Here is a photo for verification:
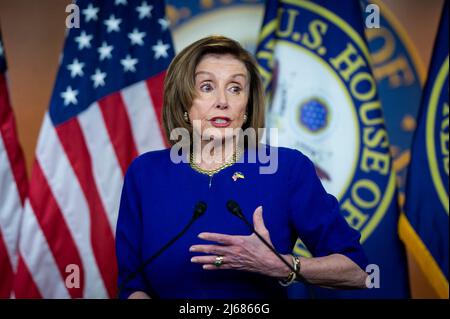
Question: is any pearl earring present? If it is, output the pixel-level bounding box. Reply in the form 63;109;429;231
183;111;189;123
243;114;248;123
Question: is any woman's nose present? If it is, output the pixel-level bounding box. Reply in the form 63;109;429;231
215;89;229;109
215;102;228;110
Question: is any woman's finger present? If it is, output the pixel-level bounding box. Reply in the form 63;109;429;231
189;244;229;255
191;255;235;270
198;232;242;245
190;255;220;264
202;264;233;270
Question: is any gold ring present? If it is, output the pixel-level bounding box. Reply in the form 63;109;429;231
214;256;224;267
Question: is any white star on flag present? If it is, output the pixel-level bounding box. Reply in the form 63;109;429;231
128;28;146;46
158;18;170;31
120;54;138;72
136;1;153;19
60;86;79;106
152;40;170;59
75;31;93;50
98;42;114;61
104;14;122;33
91;68;107;88
115;0;127;5
67;58;85;78
82;3;99;22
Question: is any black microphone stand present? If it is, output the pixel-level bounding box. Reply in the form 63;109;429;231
117;201;207;298
226;200;315;299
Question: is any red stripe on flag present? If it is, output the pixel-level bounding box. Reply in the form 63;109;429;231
98;93;138;174
56;118;117;298
0;74;28;203
145;71;169;147
13;254;42;298
29;160;84;298
0;233;14;298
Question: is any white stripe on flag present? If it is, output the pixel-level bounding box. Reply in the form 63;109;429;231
121;81;165;155
36;115;108;298
0;134;22;271
78;103;123;232
19;200;70;298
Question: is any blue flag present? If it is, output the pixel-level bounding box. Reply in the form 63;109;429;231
400;0;449;299
256;0;410;298
363;0;424;199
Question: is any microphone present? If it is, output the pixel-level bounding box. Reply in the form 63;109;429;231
226;200;308;284
117;201;207;298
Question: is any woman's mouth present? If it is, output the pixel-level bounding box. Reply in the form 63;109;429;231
210;117;231;127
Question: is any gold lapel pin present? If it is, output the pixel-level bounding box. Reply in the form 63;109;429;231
232;172;245;181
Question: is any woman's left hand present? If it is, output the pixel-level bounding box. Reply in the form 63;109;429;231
189;206;291;278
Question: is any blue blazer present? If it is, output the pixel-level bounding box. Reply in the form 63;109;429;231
116;145;368;299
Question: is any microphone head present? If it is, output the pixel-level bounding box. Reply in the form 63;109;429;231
226;200;244;219
194;201;207;218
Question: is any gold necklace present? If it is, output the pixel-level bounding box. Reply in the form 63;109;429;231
189;148;242;177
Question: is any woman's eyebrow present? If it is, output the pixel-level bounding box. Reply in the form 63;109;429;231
231;73;247;79
194;71;247;80
194;71;213;78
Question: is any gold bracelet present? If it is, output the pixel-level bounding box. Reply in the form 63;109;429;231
278;255;300;287
294;256;301;274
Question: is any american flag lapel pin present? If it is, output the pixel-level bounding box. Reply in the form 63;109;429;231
232;172;245;182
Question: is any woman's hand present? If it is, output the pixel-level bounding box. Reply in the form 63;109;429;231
189;206;291;279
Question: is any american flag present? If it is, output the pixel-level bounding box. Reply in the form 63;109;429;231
14;0;173;298
0;29;28;298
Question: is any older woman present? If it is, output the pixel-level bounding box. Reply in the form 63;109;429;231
116;36;368;299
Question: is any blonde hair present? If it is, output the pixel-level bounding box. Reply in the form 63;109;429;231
162;35;265;147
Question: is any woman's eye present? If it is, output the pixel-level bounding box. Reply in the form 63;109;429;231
200;83;213;92
229;86;242;94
